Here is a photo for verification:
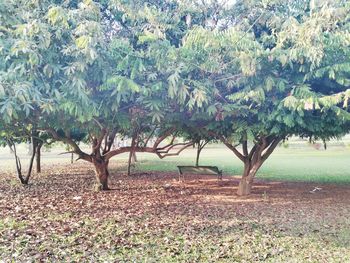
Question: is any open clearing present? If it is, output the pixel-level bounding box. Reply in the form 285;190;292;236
1;160;350;262
2;140;350;184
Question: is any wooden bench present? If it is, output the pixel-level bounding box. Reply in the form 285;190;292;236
177;166;223;181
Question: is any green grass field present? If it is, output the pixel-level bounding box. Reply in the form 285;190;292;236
129;143;350;184
1;139;350;184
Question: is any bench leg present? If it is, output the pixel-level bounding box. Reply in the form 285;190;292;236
218;172;223;181
178;172;184;182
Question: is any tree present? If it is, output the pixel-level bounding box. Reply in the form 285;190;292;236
179;123;213;166
1;0;349;194
177;0;350;195
0;121;40;185
1;0;198;190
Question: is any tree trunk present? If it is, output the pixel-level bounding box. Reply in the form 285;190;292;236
22;142;37;184
92;158;110;191
71;153;74;164
195;144;201;167
127;133;137;176
36;142;43;173
220;136;282;196
131;152;137;163
237;177;252;196
17;128;41;184
127;152;133;176
237;161;261;196
12;137;37;185
22;135;39;184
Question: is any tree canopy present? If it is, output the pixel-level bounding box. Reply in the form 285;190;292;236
1;0;349;194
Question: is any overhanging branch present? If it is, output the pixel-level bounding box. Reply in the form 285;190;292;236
262;137;282;162
103;131;192;161
41;127;92;162
219;135;245;162
155;142;193;159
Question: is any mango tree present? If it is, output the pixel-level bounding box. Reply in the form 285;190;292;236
0;0;199;189
178;0;350;195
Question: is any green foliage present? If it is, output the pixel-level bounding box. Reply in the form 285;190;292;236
0;0;349;179
176;0;350;148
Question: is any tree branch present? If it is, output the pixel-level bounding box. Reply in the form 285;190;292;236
152;127;177;149
93;117;104;130
157;142;191;153
92;128;107;154
42;128;92;162
247;144;257;161
155;143;194;159
156;135;176;151
103;133;193;161
242;140;248;156
200;140;209;150
262;137;282;162
143;126;157;147
103;129;117;154
219;135;245;162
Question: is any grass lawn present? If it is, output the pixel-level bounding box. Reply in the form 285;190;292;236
127;144;350;185
1;140;350;185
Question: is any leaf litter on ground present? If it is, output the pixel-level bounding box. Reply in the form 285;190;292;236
0;161;350;262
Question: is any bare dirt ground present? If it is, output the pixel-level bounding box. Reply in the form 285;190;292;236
1;162;350;262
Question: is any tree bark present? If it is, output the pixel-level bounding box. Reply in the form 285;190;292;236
9;136;38;185
195;144;201;167
22;140;37;184
217;136;282;196
195;140;208;167
127;133;137;176
92;158;110;191
237;161;261;196
131;152;137;163
237;178;252;196
36;142;43;173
